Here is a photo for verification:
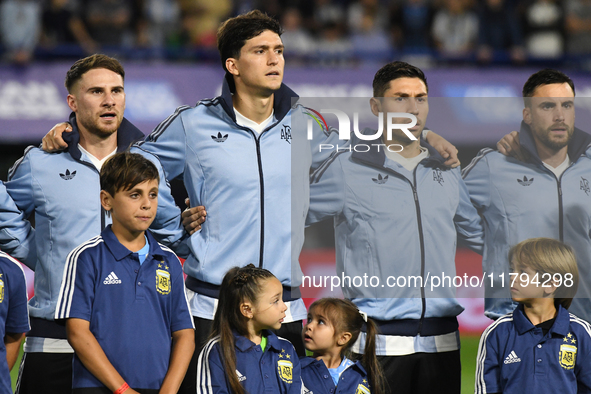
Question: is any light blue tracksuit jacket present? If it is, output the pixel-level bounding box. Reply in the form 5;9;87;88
135;76;339;297
463;121;591;320
307;131;483;329
5;113;184;321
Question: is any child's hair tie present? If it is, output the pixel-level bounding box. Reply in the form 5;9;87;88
234;272;249;285
359;310;368;322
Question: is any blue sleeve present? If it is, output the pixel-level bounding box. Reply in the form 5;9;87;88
0;181;35;266
462;149;493;213
54;245;96;321
307;155;346;226
302;106;346;171
167;252;194;333
4;148;38;270
287;345;302;394
454;169;484;254
197;341;230;394
136;106;189;182
130;146;189;257
2;255;29;334
575;323;591;393
475;323;502;394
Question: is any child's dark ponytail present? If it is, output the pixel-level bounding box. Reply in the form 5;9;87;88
308;298;385;394
210;264;275;394
362;317;385;394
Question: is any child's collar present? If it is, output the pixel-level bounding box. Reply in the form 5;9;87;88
513;303;570;336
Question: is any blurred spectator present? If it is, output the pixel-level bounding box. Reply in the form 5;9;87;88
40;0;97;55
312;0;346;34
477;0;525;63
566;0;591;56
281;8;315;58
432;0;478;56
391;0;435;52
351;13;392;62
179;0;231;47
0;0;41;65
315;21;352;66
523;0;564;59
136;0;181;48
254;0;281;18
347;0;388;33
82;0;133;46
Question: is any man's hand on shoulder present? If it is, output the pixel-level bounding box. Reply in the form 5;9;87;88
425;130;460;168
496;131;527;161
42;122;72;152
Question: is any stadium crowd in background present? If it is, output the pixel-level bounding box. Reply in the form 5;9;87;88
2;2;591;393
1;0;591;67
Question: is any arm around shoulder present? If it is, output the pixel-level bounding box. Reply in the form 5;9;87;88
307;154;346;226
455;172;484;254
135;106;190;181
462;149;494;211
131;147;189;256
424;129;460;168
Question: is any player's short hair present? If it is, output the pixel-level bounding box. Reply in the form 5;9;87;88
65;54;125;93
372;61;428;97
217;10;282;74
522;69;575;107
100;152;159;197
509;238;579;309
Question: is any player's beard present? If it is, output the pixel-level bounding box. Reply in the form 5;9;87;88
78;115;120;139
535;123;574;151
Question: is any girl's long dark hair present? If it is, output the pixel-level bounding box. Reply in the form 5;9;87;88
309;298;385;394
210;264;275;394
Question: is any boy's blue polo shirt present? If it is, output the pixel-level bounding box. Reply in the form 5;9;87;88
476;304;591;394
55;226;194;390
0;252;30;394
197;330;301;394
300;357;371;394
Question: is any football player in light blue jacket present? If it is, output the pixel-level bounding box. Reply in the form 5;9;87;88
6;54;186;394
463;69;591;322
307;61;484;394
41;12;462;394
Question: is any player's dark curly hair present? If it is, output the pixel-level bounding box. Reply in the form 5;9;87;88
65;54;125;93
210;264;276;394
217;10;283;74
522;69;575;106
372;61;428;97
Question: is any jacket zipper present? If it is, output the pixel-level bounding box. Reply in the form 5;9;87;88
411;169;427;335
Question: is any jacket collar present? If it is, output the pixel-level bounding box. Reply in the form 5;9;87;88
101;225;167;262
513;303;570;336
219;74;299;125
300;356;367;376
64;112;145;161
233;329;285;353
519;121;591;166
350;128;447;170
